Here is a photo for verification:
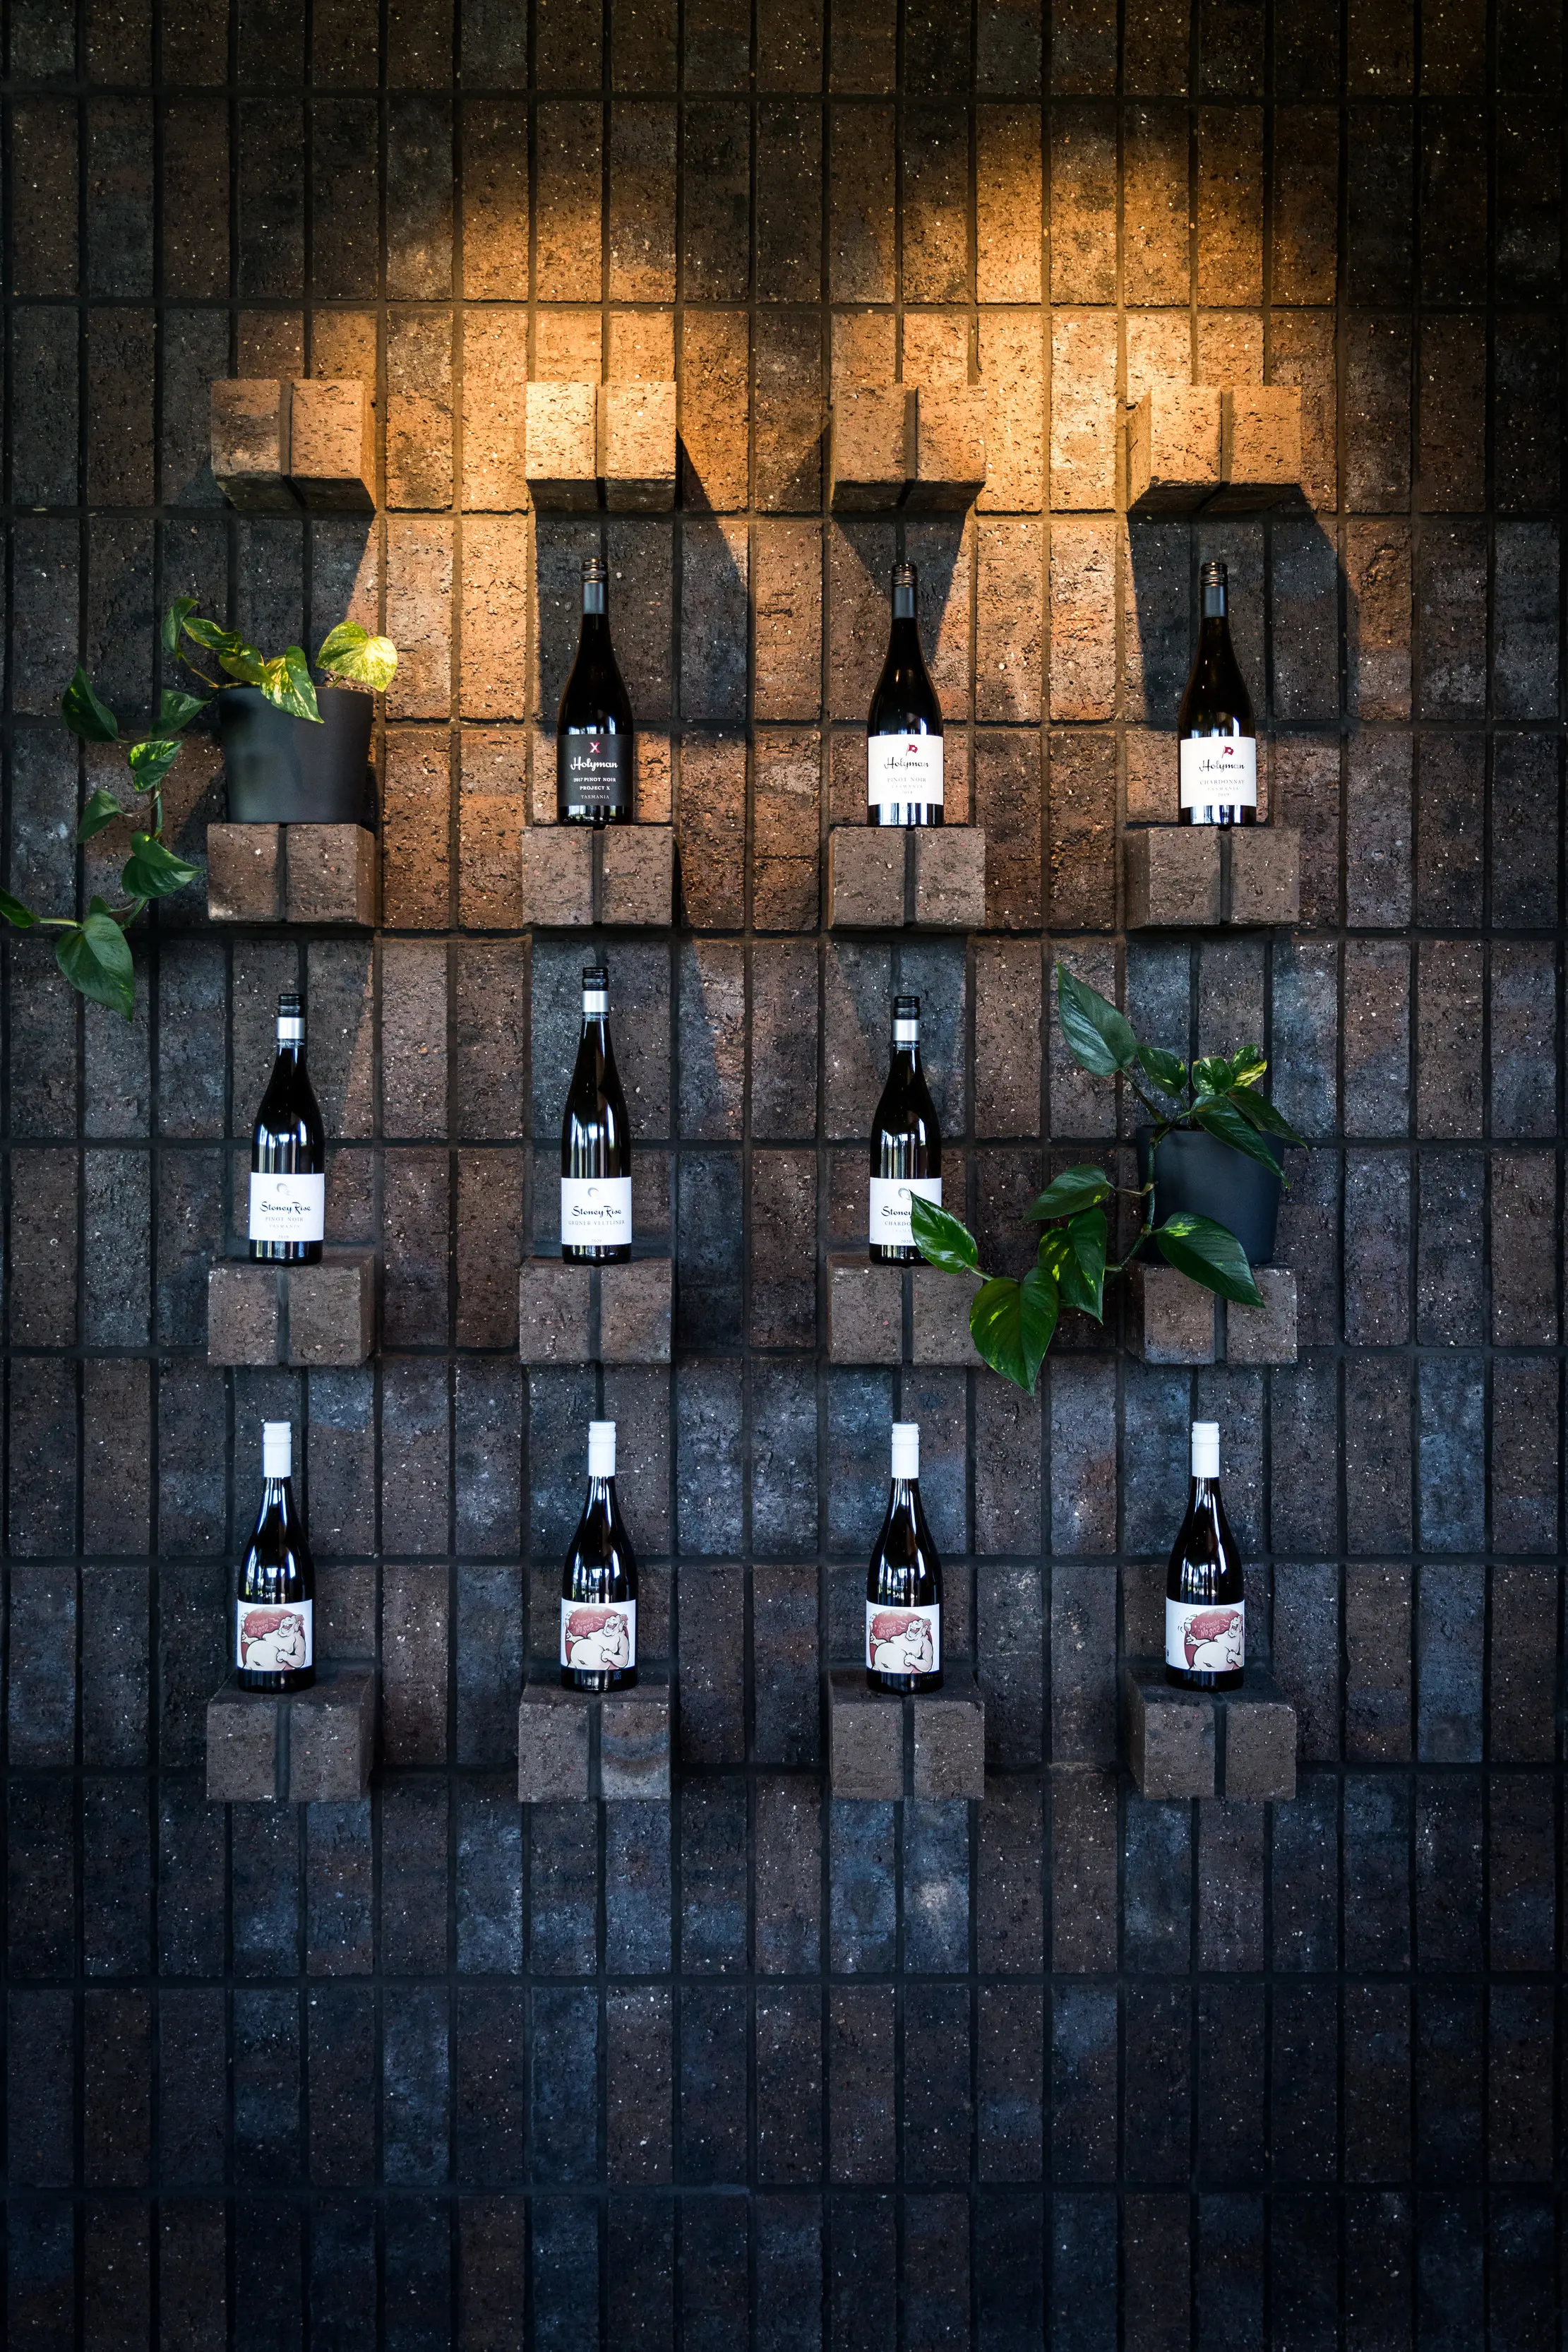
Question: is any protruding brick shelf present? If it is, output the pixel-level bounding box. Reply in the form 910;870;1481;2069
206;1666;377;1803
1125;827;1300;928
826;1668;986;1800
208;823;378;926
526;381;677;511
827;827;986;930
1129;1265;1297;1366
518;825;674;927
208;1251;377;1367
830;386;988;511
517;1255;672;1366
1126;383;1305;518
827;1255;978;1366
1123;1663;1296;1801
517;1666;671;1802
212;378;374;513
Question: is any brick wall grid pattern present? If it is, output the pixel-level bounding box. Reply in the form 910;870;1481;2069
1;0;1564;2346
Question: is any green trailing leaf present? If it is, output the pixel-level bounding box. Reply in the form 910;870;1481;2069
126;736;184;793
1227;1082;1307;1148
317;621;399;693
56;907;135;1020
910;1197;980;1274
1191;1054;1236;1098
1192;1093;1288;1179
1155;1212;1262;1306
121;832;199;901
1055;963;1137;1077
1058;1205;1107;1320
61;668;119;744
969;1267;1059;1395
275;644;321;721
157;687;208;732
1027;1164;1112;1222
1137;1042;1187;1094
0;887;37;929
76;788;125;843
181;616;246;658
162;597;198;656
1223;1046;1268;1092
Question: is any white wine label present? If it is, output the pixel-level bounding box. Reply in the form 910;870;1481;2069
866;1602;940;1676
1179;736;1257;809
560;734;633;812
236;1599;313;1673
561;1176;633;1245
868;734;943;809
1165;1597;1245;1674
249;1171;325;1243
561;1599;636;1672
869;1174;942;1250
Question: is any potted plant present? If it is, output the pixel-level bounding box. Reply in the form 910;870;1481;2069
176;603;397;826
910;963;1307;1393
0;602;396;1018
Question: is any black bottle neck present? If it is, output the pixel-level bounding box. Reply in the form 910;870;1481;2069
580;592;608;631
1201;580;1228;623
580;1004;610;1045
891;583;916;623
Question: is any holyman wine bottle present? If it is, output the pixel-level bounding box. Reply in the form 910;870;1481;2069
866;1423;942;1693
557;554;635;824
249;991;325;1265
867;560;944;827
235;1421;315;1693
1165;1421;1245;1691
561;965;632;1263
561;1420;638;1693
1178;559;1256;825
869;993;942;1263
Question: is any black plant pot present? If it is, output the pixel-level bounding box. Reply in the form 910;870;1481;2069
1137;1123;1283;1266
220;686;374;825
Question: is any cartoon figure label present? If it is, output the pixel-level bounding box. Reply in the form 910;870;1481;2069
561;1176;633;1246
866;1602;941;1677
868;1174;942;1251
560;1600;636;1673
248;1172;325;1242
1179;737;1257;808
868;735;943;809
1165;1598;1245;1675
235;1600;313;1674
560;734;632;813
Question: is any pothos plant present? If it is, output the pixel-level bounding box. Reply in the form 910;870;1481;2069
910;962;1307;1395
0;603;397;1020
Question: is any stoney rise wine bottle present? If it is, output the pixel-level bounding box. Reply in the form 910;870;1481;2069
235;1421;315;1693
561;1420;638;1693
557;554;635;825
866;1423;942;1693
1165;1421;1245;1691
561;965;633;1263
867;560;944;827
1178;559;1257;826
249;991;325;1265
869;993;942;1263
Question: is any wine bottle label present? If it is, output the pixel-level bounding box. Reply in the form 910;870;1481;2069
869;1174;942;1250
1165;1596;1245;1674
866;1601;940;1676
249;1171;325;1242
560;734;633;813
561;1598;636;1671
236;1598;313;1673
1179;736;1257;808
561;1175;633;1245
868;734;943;809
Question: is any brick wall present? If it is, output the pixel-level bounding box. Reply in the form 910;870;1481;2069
1;1;1564;2344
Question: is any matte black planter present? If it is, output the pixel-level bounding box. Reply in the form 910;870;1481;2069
1137;1123;1282;1265
220;686;374;825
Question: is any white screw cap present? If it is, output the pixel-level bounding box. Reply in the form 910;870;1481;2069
262;1421;292;1479
588;1420;616;1478
891;1422;920;1481
1191;1421;1220;1479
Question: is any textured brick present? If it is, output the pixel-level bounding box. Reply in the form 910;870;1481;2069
207;824;284;922
285;827;377;926
827;1256;902;1364
519;828;594;929
909;388;988;508
596;380;677;510
1125;1668;1216;1798
1224;1268;1298;1364
1130;1265;1217;1363
211;380;296;512
912;830;986;929
1126;828;1223;928
826;827;902;928
830;388;914;508
525;383;599;509
1127;386;1223;514
1227;828;1301;925
287;380;373;512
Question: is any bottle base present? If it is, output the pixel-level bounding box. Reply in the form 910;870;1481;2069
866;1668;943;1695
236;1666;317;1693
869;1244;921;1265
1178;806;1256;827
559;1666;638;1693
867;805;945;828
557;805;633;827
561;1244;633;1265
1164;1664;1243;1692
248;1241;323;1265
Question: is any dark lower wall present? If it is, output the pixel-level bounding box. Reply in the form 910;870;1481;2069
2;0;1564;2345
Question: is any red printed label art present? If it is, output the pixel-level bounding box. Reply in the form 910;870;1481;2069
235;1600;313;1673
865;1602;940;1676
1163;1599;1245;1674
559;1600;637;1672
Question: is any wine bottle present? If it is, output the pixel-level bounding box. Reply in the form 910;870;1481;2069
1164;1421;1245;1691
867;560;944;827
561;965;632;1263
561;1420;638;1693
248;991;325;1265
235;1421;315;1693
557;554;635;825
869;993;942;1263
1178;559;1257;825
866;1423;942;1694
